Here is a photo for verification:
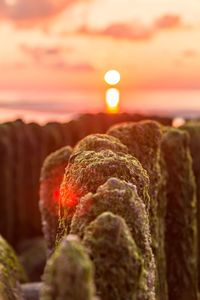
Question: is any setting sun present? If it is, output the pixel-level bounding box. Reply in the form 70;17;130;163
104;70;121;86
106;88;120;113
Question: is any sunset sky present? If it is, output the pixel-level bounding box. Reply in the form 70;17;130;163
0;0;200;92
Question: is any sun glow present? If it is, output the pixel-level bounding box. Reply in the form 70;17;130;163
172;117;186;128
5;0;16;5
104;70;121;85
106;88;120;113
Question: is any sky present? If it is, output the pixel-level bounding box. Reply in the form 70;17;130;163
0;0;200;94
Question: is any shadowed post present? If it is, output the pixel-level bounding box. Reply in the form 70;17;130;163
108;120;167;299
40;235;97;300
180;121;200;291
40;146;72;254
161;127;198;300
83;212;155;300
70;177;156;298
59;148;150;242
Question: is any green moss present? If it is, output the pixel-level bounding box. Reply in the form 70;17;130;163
59;149;150;240
73;133;129;154
0;235;27;283
0;235;26;299
161;127;198;300
107;121;162;181
40;235;96;300
180;121;200;290
0;264;23;300
108;120;167;299
83;212;154;300
40;146;72;253
70;177;155;297
156;152;168;300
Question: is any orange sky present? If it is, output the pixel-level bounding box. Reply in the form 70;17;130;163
0;0;200;92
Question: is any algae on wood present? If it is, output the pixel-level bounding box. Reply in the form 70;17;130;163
0;235;27;300
83;212;155;300
108;120;167;299
40;235;96;300
180;121;200;291
73;133;128;154
40;146;72;253
59;149;150;240
161;127;198;300
70;177;155;298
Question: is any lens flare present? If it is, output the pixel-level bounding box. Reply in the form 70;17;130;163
62;189;78;209
104;70;121;85
53;187;60;203
106;88;120;113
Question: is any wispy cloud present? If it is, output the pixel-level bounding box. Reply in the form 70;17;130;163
0;0;89;25
77;22;153;40
76;14;187;41
20;44;95;72
155;14;182;29
182;49;198;58
78;22;153;40
20;44;64;62
51;61;95;72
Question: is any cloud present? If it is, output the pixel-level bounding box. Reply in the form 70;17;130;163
76;14;186;41
20;44;64;62
155;14;182;29
0;0;88;25
20;44;95;72
51;61;95;72
182;49;198;58
77;22;153;41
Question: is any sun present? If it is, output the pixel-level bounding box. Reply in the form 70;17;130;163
106;88;120;113
104;70;121;85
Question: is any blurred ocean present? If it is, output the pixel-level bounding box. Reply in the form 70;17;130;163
0;89;200;124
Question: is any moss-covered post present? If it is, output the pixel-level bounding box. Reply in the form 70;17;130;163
0;265;23;300
180;121;200;290
161;127;198;300
40;146;72;254
73;133;129;154
70;177;155;297
107;120;167;299
59;149;150;239
40;235;96;300
83;212;154;300
0;235;27;282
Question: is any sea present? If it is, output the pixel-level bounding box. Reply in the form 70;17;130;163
0;89;200;124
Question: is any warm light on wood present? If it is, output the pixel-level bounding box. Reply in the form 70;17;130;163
106;88;120;113
104;70;121;85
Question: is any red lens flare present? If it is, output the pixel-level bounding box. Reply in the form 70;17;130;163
53;187;60;203
61;188;78;209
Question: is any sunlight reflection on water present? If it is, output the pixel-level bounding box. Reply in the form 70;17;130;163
0;89;200;123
